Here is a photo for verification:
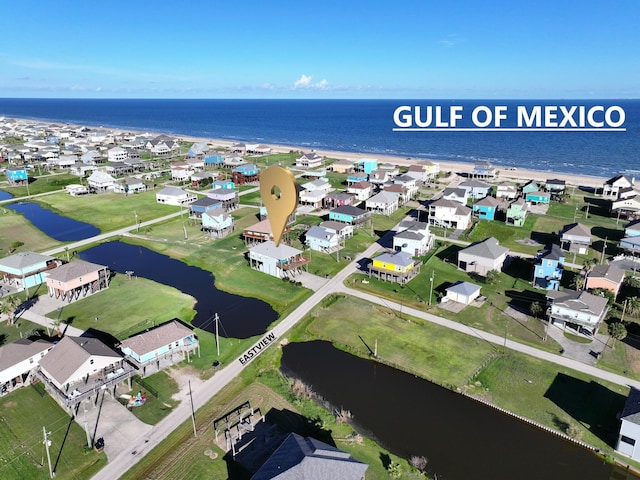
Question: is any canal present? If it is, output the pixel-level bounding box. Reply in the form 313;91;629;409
7;201;100;241
79;241;278;338
281;340;634;480
0;190;13;201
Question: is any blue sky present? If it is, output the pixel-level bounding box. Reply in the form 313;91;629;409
1;1;638;99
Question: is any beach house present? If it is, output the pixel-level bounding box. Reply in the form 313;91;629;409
472;195;500;220
506;198;528;227
189;197;223;218
0;252;62;292
532;244;565;290
295;152;323;169
329;205;371;226
369;251;420;284
459;179;491;200
202;208;235;238
546;289;608;335
603;174;634;198
559;223;592;254
366;191;399;215
457;237;509;276
331;159;354;174
87;170;116;192
617;387;640;461
323;192;353;209
6;166;28;185
232;163;260;185
441;187;468;205
156;186;197;206
445;281;482;306
44;260;110;302
625;220;640;237
118;320;199;373
248;241;309;279
525;190;551;205
305;226;341;253
206;188;239;211
0;339;53;394
496;182;518;200
472;161;496;178
347;181;373;203
113;176;146;194
428;198;472;229
393;222;433;256
586;264;625;297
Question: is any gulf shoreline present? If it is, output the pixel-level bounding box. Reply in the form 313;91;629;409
2;115;610;189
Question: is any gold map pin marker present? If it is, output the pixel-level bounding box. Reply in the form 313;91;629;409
260;166;298;247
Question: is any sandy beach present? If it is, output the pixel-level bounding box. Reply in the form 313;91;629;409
2;116;609;189
177;133;607;189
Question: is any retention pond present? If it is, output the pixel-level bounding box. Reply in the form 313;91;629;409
79;241;278;338
281;340;633;480
7;201;100;241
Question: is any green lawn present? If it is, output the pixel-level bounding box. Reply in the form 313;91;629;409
33;190;183;232
46;274;196;340
349;245;563;354
0;386;106;479
0;319;51;347
2;173;80;197
124;372;180;425
0;208;61;255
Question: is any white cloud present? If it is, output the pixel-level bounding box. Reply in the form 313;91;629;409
293;74;329;90
438;34;465;48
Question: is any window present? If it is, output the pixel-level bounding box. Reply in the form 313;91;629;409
90;359;94;365
621;435;636;446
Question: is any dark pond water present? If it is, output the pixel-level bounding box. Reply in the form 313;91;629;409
281;341;631;480
0;190;13;201
79;241;278;338
7;201;100;241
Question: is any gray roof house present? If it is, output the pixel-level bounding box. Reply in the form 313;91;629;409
559;223;592;254
457;237;509;276
251;433;367;480
617;387;640;461
546;289;608;335
445;281;481;305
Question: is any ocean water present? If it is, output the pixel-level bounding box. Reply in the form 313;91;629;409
0;98;638;178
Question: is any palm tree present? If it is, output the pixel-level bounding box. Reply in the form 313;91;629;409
627;296;640;316
0;296;21;326
608;322;628;350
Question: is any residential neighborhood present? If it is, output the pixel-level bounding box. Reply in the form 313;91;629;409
2;118;640;479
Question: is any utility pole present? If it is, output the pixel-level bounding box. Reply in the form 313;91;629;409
43;426;54;478
429;270;435;306
188;380;197;437
215;313;220;356
84;405;92;448
600;237;608;264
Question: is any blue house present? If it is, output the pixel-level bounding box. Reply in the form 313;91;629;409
525;191;551;204
119;320;199;372
212;179;235;190
202;207;235;237
6;167;28;185
204;154;224;166
0;252;62;291
533;244;565;290
347;172;368;185
190;197;223;218
328;205;371;226
472;196;500;220
359;158;378;175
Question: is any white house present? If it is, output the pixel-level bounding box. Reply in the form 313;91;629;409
295;152;323;169
459;180;492;200
428;198;472;229
496;182;518;199
156;186;197;206
603;174;634;198
38;336;125;392
366;191;399;215
107;146;128;162
347;181;373;202
0;339;53;392
87;170;116;192
248;241;309;278
617;387;640;461
393;221;433;256
445;281;481;305
545;289;608;335
441;187;469;205
305;226;341;252
457;237;509;276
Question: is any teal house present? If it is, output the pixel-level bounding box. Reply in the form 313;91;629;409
329;205;370;226
525;191;550;204
472;196;500;220
359;158;378;174
522;180;542;195
119;320;199;371
506;198;528;226
204;154;224;166
6;167;28;185
0;252;62;291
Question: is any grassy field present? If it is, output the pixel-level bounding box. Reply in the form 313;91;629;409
0;386;106;480
349;244;564;354
0;318;51;346
0;208;61;255
45;274;196;340
2;173;80;197
33;190;183;232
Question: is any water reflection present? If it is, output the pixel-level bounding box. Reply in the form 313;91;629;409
80;241;278;338
281;341;627;480
8;201;100;241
